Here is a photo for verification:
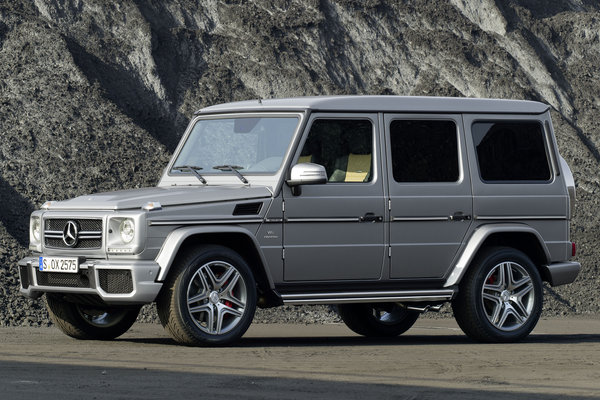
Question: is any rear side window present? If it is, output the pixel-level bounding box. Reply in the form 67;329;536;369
472;121;551;182
390;120;459;183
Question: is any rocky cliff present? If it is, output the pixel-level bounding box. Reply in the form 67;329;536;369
1;0;599;326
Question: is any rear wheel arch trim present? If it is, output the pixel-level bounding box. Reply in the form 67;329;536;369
444;224;551;288
155;226;274;288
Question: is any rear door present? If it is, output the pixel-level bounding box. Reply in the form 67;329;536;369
384;114;473;279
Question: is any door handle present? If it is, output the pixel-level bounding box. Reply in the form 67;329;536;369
449;212;472;221
361;213;383;222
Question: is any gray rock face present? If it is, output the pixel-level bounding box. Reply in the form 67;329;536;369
1;0;599;326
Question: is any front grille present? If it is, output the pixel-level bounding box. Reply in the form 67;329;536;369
45;238;102;249
46;219;102;231
36;269;90;288
44;218;103;249
98;269;133;294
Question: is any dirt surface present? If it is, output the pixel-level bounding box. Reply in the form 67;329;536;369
1;318;599;399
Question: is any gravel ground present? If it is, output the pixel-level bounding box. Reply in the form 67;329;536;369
1;1;600;326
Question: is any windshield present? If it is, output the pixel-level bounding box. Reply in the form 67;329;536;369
171;116;300;176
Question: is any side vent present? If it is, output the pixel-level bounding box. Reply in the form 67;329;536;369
233;202;263;216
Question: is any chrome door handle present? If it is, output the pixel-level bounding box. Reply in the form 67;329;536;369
449;212;472;221
361;213;383;222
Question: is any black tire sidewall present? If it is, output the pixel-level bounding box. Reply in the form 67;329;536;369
338;303;419;337
173;246;257;345
46;293;140;340
469;248;543;342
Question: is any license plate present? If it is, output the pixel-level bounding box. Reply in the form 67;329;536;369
39;257;79;273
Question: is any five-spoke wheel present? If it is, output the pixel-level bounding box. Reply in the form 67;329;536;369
186;260;248;335
481;261;535;331
452;247;543;342
157;245;257;346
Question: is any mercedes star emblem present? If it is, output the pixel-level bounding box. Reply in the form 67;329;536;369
62;220;80;248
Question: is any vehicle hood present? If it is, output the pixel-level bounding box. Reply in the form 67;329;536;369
43;185;273;211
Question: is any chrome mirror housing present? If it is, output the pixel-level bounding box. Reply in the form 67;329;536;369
287;163;327;187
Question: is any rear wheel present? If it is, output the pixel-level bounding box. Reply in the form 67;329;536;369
452;247;543;342
45;294;140;340
337;303;419;337
157;245;257;346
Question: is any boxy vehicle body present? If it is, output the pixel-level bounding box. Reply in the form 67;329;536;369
19;96;580;344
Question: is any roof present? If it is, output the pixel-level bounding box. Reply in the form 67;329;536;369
198;95;549;115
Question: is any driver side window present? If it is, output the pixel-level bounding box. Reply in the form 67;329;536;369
299;119;373;183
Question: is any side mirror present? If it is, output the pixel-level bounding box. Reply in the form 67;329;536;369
286;163;327;195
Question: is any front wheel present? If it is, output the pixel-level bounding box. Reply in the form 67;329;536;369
45;294;140;340
452;247;543;343
156;245;257;346
337;303;419;337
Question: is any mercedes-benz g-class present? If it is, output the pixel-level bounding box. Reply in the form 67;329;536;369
19;96;580;345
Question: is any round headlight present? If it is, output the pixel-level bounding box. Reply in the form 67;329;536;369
31;218;41;242
119;219;135;244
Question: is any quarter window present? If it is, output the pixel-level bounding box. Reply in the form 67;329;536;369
390;120;459;183
472;121;551;181
299;119;373;182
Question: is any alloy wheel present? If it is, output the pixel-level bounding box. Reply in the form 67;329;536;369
481;261;535;331
186;261;247;335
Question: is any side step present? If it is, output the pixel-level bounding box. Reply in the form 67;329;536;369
280;289;456;305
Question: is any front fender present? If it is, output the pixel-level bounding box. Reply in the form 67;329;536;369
443;223;551;287
154;225;273;288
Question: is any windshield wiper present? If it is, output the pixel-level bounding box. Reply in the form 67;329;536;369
172;165;207;184
212;165;248;184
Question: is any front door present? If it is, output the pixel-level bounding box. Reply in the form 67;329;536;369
282;114;386;281
384;114;473;279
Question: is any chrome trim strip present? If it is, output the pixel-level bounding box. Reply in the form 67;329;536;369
281;289;455;305
44;233;63;239
475;215;567;221
393;216;449;222
285;217;361;223
45;231;101;238
149;218;263;226
264;218;283;223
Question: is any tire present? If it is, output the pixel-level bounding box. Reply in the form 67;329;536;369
156;245;257;346
452;247;543;343
45;294;140;340
337;303;419;337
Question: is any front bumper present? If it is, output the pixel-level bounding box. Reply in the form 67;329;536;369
18;257;163;305
541;261;581;287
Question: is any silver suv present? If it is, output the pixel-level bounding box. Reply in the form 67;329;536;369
18;96;580;345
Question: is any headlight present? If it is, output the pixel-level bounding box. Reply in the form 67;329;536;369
119;219;135;244
107;215;145;255
31;216;41;242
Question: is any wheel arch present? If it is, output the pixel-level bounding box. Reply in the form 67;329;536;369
155;226;278;305
444;224;551;287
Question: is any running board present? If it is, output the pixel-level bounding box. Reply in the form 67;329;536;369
280;289;456;305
